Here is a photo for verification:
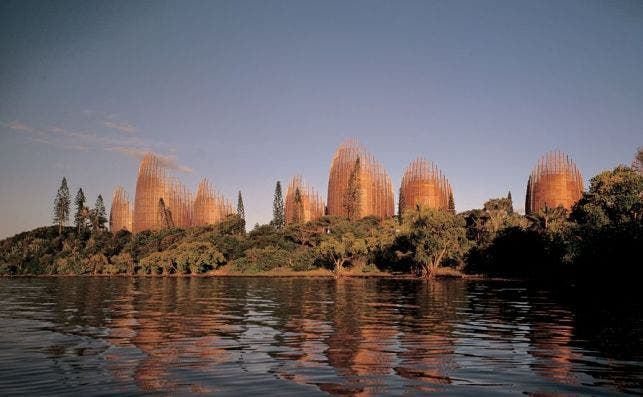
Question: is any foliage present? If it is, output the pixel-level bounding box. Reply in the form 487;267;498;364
232;246;291;273
448;192;455;214
396;206;469;278
90;194;108;232
53;177;71;234
237;191;246;233
157;198;174;229
343;157;361;221
271;181;285;229
633;146;643;174
74;188;88;233
318;233;368;275
291;188;304;224
2;165;641;280
567;166;643;275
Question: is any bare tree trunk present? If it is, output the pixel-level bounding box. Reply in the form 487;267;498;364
334;259;345;277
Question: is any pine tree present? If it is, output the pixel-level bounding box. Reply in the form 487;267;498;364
343;156;362;221
74;188;87;233
507;191;514;213
90;194;108;231
633;147;643;174
53;177;71;234
157;198;174;229
292;187;304;224
448;192;456;214
271;181;285;229
398;188;406;222
237;191;246;233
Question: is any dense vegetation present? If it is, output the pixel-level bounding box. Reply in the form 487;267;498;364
1;165;641;280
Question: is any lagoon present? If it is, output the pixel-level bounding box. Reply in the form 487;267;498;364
0;277;640;395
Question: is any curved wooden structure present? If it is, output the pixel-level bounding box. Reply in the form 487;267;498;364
327;140;394;220
284;175;324;224
109;186;132;232
165;177;193;228
192;178;234;227
399;158;452;213
525;151;583;214
133;153;167;232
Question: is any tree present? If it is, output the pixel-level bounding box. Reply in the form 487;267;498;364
507;191;514;213
291;187;304;224
448;192;456;214
572;165;643;225
632;147;643;174
399;206;469;279
343;156;362;220
398;188;406;222
527;204;567;233
483;197;514;233
271;181;285;229
237;191;246;233
88;194;108;231
157;198;173;229
568;165;643;274
318;233;367;276
53;177;71;234
74;188;88;233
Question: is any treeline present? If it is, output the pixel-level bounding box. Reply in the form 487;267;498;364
1;165;641;279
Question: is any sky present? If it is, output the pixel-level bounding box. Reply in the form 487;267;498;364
1;0;641;238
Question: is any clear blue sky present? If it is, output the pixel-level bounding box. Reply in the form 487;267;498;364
1;0;641;238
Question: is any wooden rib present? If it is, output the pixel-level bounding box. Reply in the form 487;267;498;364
133;153;167;232
525;150;584;214
192;178;234;226
109;186;132;232
285;175;325;224
399;157;452;213
326;140;394;219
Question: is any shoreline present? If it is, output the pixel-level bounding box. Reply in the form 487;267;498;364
0;272;496;281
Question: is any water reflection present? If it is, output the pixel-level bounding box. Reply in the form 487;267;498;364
0;277;641;395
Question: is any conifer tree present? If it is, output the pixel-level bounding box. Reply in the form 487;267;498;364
271;181;285;229
90;194;108;231
344;156;361;221
448;192;456;214
237;191;246;233
53;177;71;234
633;147;643;174
507;191;514;213
292;187;304;224
398;188;406;223
157;198;173;229
74;188;87;233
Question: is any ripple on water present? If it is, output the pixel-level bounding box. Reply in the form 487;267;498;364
0;277;641;396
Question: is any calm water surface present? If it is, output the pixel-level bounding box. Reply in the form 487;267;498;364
0;277;641;396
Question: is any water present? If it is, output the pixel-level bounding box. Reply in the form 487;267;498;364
0;277;641;396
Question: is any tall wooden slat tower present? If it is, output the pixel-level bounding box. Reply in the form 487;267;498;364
192;178;234;226
525;151;584;214
165;177;193;228
399;158;452;213
284;175;325;224
327;139;394;219
133;153;167;232
109;186;132;232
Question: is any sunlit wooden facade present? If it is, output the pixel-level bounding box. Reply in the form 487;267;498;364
133;153;167;232
399;158;452;213
165;177;193;228
327;140;394;219
192;178;234;227
284;175;324;224
525;151;583;214
109;186;132;232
